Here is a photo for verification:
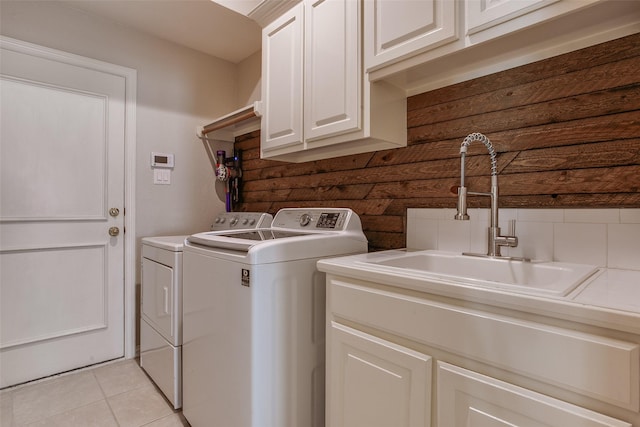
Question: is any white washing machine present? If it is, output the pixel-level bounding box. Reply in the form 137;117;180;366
182;208;368;427
139;212;272;409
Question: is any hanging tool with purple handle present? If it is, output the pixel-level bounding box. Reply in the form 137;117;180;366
215;150;231;212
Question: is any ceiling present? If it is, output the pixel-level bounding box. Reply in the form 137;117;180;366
60;0;262;63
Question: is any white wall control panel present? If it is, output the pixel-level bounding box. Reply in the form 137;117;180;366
151;152;174;168
154;169;171;185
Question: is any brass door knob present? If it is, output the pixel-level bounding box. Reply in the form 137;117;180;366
108;227;120;237
109;208;120;217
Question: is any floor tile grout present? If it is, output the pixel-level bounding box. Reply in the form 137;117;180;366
1;359;188;427
91;370;122;427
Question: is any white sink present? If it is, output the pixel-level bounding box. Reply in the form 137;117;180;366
361;250;599;296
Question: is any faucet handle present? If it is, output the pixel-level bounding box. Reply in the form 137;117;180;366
508;219;519;248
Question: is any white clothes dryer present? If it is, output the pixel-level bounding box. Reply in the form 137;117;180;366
182;208;368;427
139;212;272;409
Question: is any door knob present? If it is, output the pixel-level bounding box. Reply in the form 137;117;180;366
109;208;120;217
108;227;120;237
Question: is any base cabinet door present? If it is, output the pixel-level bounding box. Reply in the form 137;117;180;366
437;362;631;427
328;322;432;427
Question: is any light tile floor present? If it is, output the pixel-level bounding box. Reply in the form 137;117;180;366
0;359;190;427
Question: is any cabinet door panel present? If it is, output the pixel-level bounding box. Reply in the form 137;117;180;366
261;5;304;153
329;322;431;427
365;0;457;71
304;0;360;142
437;362;631;427
466;0;557;34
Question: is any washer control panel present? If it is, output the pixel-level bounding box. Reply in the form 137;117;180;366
272;209;356;231
211;212;273;231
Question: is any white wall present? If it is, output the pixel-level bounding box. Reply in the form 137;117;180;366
0;1;251;271
237;50;262;106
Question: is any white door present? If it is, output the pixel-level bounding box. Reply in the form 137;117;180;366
0;40;126;388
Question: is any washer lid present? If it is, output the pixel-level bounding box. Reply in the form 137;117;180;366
186;229;314;252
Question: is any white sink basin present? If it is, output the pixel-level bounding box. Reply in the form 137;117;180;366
361;251;598;296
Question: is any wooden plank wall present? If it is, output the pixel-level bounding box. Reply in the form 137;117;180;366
235;33;640;251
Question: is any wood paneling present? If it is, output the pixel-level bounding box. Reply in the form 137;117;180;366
235;33;640;251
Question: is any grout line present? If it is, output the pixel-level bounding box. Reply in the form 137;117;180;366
91;369;121;426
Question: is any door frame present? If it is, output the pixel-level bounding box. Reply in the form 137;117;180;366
1;36;138;360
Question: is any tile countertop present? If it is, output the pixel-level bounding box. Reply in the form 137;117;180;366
317;251;640;336
570;269;640;314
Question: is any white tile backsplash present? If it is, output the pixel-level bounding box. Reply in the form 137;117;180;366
407;208;446;220
498;208;518;225
406;216;439;250
608;224;640;270
564;209;620;224
620;209;640;224
554;223;607;266
516;209;564;223
509;221;554;261
467;211;487;254
437;219;471;253
406;208;640;270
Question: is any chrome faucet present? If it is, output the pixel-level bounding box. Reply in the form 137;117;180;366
454;132;519;258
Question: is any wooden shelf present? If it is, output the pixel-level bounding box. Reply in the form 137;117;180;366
199;101;261;142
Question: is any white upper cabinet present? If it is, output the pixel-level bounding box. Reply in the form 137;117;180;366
304;0;360;142
364;0;458;72
367;0;640;95
465;0;600;43
466;0;559;35
261;4;303;153
260;0;406;163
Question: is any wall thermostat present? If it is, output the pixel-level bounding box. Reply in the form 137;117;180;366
151;152;174;168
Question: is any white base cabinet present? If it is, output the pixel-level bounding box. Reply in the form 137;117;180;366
438;362;631;427
325;275;640;427
328;322;432;427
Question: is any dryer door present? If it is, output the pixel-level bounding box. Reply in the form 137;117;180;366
141;258;176;344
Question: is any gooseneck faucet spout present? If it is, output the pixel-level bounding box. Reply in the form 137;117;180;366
455;133;519;258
